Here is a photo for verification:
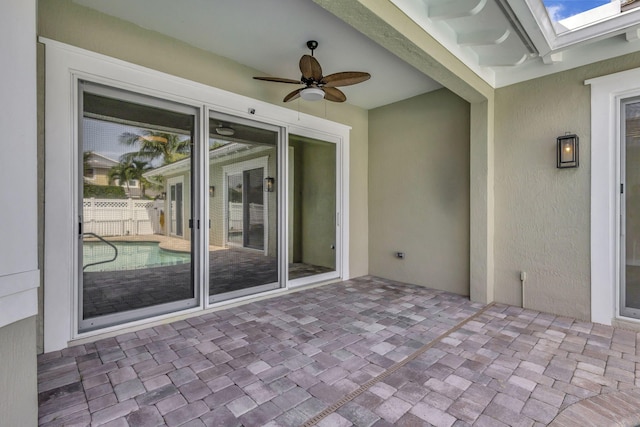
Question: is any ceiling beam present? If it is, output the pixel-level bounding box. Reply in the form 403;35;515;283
478;52;528;67
458;29;510;46
427;0;487;20
310;0;493;103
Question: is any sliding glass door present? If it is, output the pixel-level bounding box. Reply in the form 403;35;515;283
621;97;640;319
76;82;340;334
79;82;199;331
208;112;280;301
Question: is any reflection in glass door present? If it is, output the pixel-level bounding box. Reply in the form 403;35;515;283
168;178;184;237
225;168;264;249
79;82;198;332
208;112;280;301
245;168;265;250
622;97;640;318
227;173;243;245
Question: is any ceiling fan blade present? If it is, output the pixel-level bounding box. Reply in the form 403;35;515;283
253;76;303;84
284;88;302;102
321;71;371;88
322;87;346;103
299;54;323;81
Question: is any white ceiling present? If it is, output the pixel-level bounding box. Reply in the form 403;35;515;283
73;0;640;109
72;0;443;110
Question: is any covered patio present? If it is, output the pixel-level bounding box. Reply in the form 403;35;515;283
38;277;640;426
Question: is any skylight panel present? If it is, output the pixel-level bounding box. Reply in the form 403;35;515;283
543;0;610;21
543;0;624;33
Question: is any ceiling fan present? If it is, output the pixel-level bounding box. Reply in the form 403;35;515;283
253;40;371;103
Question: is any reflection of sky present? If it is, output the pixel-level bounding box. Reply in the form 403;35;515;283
83;117;215;168
544;0;610;21
83;118;143;163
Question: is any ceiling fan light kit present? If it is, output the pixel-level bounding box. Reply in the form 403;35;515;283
300;87;325;101
215;125;235;136
253;40;370;103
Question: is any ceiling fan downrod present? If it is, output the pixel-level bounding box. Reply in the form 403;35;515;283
307;40;318;56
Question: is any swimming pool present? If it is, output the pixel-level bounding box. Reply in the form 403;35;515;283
83;241;191;272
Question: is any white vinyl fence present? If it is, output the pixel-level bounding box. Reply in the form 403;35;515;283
83;198;164;237
228;202;264;231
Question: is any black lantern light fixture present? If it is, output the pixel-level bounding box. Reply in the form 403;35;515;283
264;177;275;192
557;133;579;168
209;186;215;197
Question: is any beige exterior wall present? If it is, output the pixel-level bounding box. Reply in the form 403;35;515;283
368;89;470;295
0;317;37;427
38;0;369;278
494;51;640;320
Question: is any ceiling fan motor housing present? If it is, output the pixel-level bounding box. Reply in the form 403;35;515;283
306;40;318;52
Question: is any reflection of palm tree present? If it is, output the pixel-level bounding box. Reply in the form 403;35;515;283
108;160;151;197
119;131;190;165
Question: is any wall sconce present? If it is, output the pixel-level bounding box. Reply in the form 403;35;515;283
161;191;166;200
557;133;579;168
209;186;215;197
264;177;275;192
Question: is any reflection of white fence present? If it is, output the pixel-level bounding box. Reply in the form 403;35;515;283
228;202;263;231
83;198;163;236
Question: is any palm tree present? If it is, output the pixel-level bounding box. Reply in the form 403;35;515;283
119;131;191;166
108;160;151;197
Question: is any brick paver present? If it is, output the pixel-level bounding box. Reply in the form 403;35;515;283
38;276;640;426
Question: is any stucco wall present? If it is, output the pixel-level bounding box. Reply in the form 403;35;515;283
368;89;470;295
494;51;640;320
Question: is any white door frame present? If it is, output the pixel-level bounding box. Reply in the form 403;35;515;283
222;156;269;254
587;67;640;325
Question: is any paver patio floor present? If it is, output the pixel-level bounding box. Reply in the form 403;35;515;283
38;277;640;426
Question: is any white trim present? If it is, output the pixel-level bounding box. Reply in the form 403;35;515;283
42;38;351;351
587;66;640;325
0;271;39;328
1;0;38;328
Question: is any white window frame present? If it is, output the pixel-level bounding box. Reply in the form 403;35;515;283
42;38;351;352
587;66;640;325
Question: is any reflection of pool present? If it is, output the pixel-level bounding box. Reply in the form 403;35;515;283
83;241;190;272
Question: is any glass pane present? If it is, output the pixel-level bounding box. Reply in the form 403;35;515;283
227;173;243;245
208;115;279;298
624;100;640;315
288;135;336;280
81;86;196;330
245;168;264;250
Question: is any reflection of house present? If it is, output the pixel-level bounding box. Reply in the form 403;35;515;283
83;152;118;185
144;142;277;257
84;152;149;199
